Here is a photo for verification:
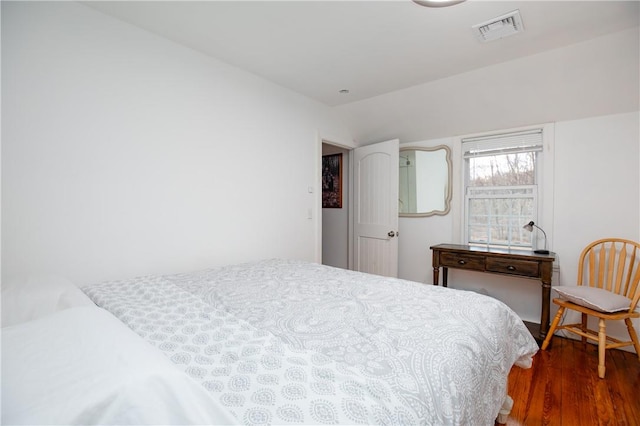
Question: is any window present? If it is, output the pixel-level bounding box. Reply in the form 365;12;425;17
463;129;543;250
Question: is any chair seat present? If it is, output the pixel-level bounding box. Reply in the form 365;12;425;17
553;298;640;320
553;285;637;313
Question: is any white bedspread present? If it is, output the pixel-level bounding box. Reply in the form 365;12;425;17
1;306;236;425
83;259;538;425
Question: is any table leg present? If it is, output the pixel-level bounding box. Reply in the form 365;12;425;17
442;267;448;288
432;267;439;286
539;261;553;340
540;279;551;339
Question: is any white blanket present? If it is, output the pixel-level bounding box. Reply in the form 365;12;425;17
84;259;538;425
1;306;236;425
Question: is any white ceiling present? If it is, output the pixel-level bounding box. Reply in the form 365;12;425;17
84;0;639;107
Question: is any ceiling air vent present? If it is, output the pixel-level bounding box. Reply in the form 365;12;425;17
472;10;524;43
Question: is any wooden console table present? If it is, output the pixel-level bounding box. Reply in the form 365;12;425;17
431;244;556;343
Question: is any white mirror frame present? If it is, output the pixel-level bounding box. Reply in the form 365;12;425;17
399;145;452;217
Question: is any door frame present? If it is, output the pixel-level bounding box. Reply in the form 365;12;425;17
316;136;399;275
315;135;355;266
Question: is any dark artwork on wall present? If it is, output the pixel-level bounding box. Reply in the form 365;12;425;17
322;153;342;208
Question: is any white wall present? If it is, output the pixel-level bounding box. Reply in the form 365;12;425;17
398;138;455;284
343;25;639;349
554;112;640;276
3;2;639;348
398;111;639;346
337;27;639;145
552;112;640;343
1;1;352;285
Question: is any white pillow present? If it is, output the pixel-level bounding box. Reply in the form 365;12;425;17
2;306;236;425
553;285;633;313
1;274;95;327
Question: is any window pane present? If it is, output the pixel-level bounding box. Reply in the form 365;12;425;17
468;152;536;187
468;225;488;244
467;197;535;247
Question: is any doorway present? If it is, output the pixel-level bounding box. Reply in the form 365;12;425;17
321;142;350;269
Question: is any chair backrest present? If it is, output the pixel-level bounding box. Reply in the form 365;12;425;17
577;238;640;312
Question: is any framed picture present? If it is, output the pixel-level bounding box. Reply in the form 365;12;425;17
322;153;342;208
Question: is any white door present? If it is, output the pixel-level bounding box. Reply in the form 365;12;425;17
352;139;399;277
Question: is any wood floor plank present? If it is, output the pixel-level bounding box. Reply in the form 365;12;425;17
609;347;640;425
543;340;562;425
497;337;640;426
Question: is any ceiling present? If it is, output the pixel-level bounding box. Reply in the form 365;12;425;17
84;1;639;107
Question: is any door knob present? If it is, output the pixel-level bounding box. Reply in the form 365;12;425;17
388;231;396;237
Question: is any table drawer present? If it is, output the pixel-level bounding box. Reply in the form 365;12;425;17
439;252;485;271
486;258;539;277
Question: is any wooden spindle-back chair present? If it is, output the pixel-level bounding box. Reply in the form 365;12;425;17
541;238;640;378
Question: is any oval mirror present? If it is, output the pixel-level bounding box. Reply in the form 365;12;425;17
399;145;452;217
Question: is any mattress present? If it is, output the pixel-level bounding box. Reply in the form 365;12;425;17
83;259;538;425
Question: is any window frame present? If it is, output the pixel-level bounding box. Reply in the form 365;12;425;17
453;123;555;253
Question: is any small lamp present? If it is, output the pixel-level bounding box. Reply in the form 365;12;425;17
523;221;549;254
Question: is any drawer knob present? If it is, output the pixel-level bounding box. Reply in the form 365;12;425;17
458;260;466;265
507;265;516;271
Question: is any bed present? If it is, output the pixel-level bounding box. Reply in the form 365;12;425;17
2;259;538;425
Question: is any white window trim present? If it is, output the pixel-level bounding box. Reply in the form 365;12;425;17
452;122;555;252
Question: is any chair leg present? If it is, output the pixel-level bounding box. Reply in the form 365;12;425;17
598;319;606;379
624;318;640;361
581;313;588;345
542;306;564;350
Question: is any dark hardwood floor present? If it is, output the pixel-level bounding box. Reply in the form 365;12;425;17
497;337;640;426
